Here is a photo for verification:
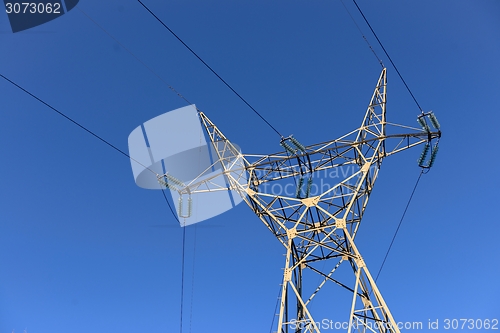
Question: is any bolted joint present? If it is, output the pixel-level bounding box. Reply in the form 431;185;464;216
287;228;297;239
336;219;346;229
355;256;366;268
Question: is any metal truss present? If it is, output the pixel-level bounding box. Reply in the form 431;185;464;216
164;68;440;332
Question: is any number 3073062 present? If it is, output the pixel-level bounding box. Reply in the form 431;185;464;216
5;2;62;14
443;319;498;330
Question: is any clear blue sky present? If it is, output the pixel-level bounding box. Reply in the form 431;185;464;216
1;1;499;332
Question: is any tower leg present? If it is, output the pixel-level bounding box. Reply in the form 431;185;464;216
343;228;401;333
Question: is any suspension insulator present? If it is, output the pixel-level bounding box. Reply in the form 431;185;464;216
423;123;431;133
158;177;177;190
178;195;192;218
187;197;193;217
178;196;183;216
289;136;306;152
428;112;441;130
166;174;184;187
418;143;430;167
417;116;430;132
281;141;297;155
296;177;304;198
417;116;426;128
305;177;313;198
427;145;439;168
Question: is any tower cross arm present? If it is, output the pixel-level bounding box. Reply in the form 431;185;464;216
242;129;440;184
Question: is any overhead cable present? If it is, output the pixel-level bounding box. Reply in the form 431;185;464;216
136;0;284;137
374;170;424;282
352;0;425;112
0;73;179;221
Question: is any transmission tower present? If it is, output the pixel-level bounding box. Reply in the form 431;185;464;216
129;68;441;333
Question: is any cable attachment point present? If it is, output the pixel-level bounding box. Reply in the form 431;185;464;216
295;177;304;198
281;140;297;155
428;112;441;130
295;176;314;199
305;177;313;197
157;173;186;191
417;115;430;133
417;143;439;169
157;173;193;218
280;135;306;155
417;111;441;132
417;143;430;167
178;193;193;218
416;111;441;169
427;144;439;168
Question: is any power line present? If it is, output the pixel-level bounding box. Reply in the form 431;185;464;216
339;0;384;68
180;224;186;333
76;6;188;222
0;73;180;222
374;170;423;282
188;225;197;333
75;10;197;332
161;188;180;223
0;74;133;162
269;285;282;333
348;0;432;280
136;0;284;138
76;6;194;107
1;72;184;323
351;0;424;113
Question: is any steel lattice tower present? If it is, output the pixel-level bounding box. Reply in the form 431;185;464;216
153;68;441;333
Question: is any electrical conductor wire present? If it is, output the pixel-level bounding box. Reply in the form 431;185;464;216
0;73;180;222
352;0;425;113
76;6;194;107
374;169;423;282
180;224;186;333
136;0;284;138
339;0;384;68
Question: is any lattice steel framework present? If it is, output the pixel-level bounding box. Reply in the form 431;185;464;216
163;68;441;333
